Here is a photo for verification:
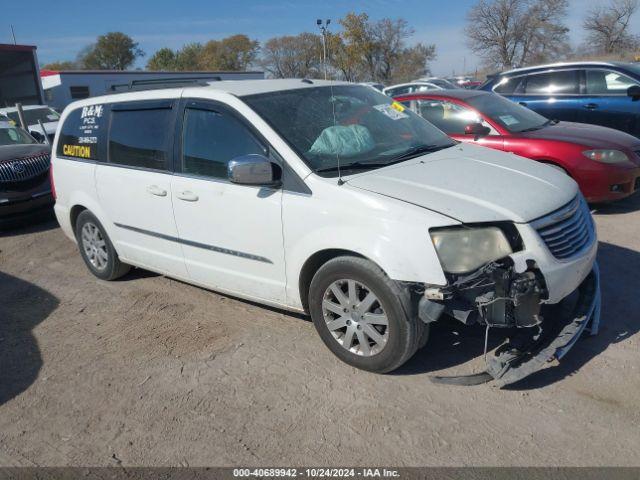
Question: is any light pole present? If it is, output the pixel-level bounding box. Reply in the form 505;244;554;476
316;19;331;80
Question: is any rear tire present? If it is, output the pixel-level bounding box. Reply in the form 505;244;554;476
75;210;130;281
309;256;425;373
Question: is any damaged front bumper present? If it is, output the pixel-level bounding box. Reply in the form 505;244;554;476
418;261;601;387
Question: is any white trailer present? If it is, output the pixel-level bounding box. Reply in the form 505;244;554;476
41;70;264;111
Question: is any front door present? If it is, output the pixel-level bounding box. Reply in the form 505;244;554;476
518;69;581;122
170;100;287;304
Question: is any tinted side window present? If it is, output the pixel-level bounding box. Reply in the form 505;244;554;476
586;69;639;94
57;104;107;160
524;70;579;95
109;107;172;170
493;76;524;94
181;107;266;179
416;100;483;134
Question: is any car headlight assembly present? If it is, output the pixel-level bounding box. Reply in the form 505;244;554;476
583;149;630;164
430;227;513;274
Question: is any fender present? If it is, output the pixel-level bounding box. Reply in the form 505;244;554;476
282;177;458;309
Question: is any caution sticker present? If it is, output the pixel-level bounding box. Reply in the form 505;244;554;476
63;144;92;159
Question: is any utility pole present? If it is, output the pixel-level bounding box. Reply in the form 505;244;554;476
10;25;16;45
316;19;331;80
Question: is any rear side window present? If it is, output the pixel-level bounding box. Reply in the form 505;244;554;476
524;70;579;95
181;107;266;179
586;69;639;94
57;105;106;160
109;107;172;170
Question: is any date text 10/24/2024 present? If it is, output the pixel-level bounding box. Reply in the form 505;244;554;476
233;468;400;478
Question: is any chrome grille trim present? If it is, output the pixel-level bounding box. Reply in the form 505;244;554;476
531;195;596;260
0;153;51;183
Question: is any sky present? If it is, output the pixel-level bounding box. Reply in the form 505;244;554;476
2;0;637;76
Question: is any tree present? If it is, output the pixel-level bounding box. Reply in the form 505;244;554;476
584;0;640;54
336;12;436;83
200;34;260;70
175;43;205;71
42;60;77;70
146;48;178;71
260;33;322;78
79;32;144;70
465;0;570;69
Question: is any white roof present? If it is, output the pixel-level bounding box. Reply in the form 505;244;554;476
195;78;351;96
63;79;363;110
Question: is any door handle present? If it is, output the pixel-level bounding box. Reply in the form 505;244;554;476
146;185;167;197
519;102;528;107
584;103;598;110
176;191;199;202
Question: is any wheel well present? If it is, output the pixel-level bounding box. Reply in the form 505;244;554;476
69;205;87;234
298;249;365;313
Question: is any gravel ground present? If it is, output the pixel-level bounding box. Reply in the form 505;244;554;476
0;195;639;467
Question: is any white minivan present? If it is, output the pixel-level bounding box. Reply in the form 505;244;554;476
51;80;600;385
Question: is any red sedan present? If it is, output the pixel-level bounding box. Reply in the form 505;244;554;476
395;90;640;203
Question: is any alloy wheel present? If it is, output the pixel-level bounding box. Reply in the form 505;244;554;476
321;279;389;357
81;222;108;271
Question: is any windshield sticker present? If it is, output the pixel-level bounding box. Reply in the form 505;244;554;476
374;103;408;120
499;114;519;126
391;101;406;112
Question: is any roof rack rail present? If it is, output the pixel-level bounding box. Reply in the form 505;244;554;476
109;76;222;93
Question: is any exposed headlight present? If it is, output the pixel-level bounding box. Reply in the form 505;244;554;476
430;227;513;274
583;149;630;164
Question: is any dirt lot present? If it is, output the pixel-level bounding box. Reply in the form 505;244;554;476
1;196;639;467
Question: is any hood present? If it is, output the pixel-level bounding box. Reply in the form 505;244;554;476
520;121;640;150
0;144;50;163
346;143;578;223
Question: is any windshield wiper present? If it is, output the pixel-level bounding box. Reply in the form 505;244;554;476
518;119;559;133
315;144;453;174
387;144;452;163
315;161;379;174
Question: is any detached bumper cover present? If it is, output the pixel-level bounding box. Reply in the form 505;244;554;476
487;263;601;386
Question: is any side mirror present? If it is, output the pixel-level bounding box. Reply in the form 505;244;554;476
627;85;640;101
30;130;45;143
464;122;491;137
228;154;281;187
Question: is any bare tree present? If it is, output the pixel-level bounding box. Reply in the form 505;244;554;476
465;0;569;69
584;0;640;54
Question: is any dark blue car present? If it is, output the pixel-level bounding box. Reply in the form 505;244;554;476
480;62;640;137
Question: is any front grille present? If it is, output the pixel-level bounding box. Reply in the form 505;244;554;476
0;153;51;183
532;196;595;260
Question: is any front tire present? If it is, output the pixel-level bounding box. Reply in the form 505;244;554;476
75;210;130;281
309;256;425;373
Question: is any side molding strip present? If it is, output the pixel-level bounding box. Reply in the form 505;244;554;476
113;223;273;264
